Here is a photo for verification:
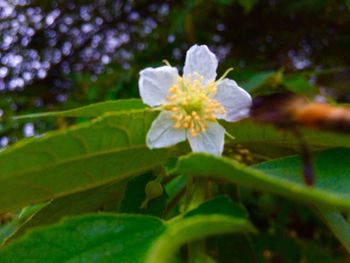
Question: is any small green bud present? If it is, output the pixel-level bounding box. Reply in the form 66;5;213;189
140;181;163;209
145;181;163;199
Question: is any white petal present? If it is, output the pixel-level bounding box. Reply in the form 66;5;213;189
183;45;218;84
187;122;225;156
139;66;179;107
214;78;252;122
146;111;186;149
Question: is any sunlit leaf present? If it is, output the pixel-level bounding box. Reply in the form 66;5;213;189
175;148;350;212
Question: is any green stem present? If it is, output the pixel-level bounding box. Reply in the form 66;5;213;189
317;206;350;254
186;177;212;263
187;177;207;211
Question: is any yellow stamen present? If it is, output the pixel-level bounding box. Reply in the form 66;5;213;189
161;70;227;136
162;59;171;66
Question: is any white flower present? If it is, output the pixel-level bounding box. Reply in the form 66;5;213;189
139;44;252;156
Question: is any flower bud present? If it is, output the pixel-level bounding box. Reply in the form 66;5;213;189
140;181;163;209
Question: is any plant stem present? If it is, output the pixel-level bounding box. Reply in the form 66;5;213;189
187;177;207;211
186;177;213;263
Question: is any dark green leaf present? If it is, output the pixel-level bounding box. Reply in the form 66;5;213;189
237;0;259;13
315;207;350;254
345;0;350;10
6;181;127;243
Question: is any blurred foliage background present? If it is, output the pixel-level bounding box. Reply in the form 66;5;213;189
1;0;350;261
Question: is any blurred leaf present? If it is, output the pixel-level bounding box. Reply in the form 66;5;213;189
169;0;197;34
211;234;257;263
252;233;305;263
242;71;281;94
250;207;345;263
0;110;170;213
345;0;350;10
282;74;318;95
0;198;255;263
175;148;350;212
237;0;259;13
215;0;235;6
317;207;350;254
13;99;146;121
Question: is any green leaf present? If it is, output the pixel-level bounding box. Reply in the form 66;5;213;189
317;206;350;253
13;99;146;120
183;195;248;219
0;204;47;245
282;74;318;95
215;0;235;6
0;214;166;263
242;71;279;93
145;196;255;263
237;0;259;13
0;110;169;213
0;199;255;263
175;148;350;212
5;181;127;243
345;0;350;10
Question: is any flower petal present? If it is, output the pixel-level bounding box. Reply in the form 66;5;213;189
139;66;179;107
183;45;218;84
146;111;186;149
187;122;225;156
214;78;252;122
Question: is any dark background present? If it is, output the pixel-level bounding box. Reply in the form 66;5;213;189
1;0;350;143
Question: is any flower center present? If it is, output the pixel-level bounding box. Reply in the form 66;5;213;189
162;72;225;137
183;99;202;114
